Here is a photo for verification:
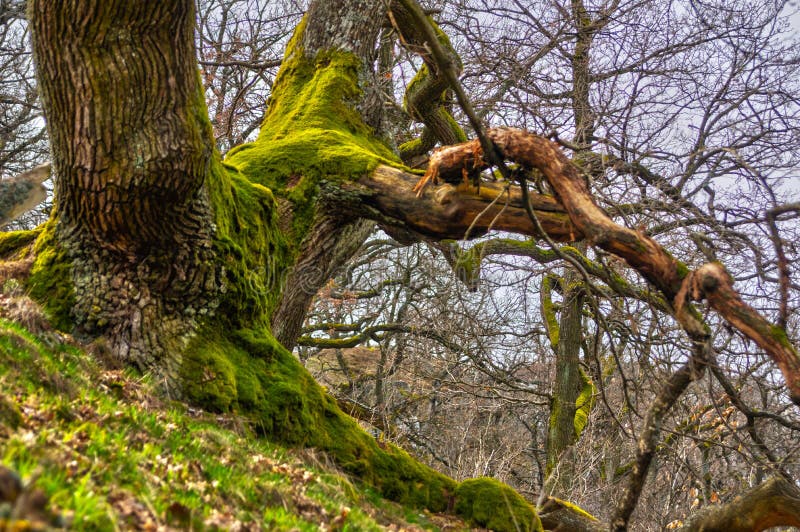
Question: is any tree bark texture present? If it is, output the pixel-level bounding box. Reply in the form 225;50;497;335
271;216;374;349
31;0;214;250
30;0;220;375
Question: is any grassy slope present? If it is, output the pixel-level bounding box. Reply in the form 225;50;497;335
0;314;469;531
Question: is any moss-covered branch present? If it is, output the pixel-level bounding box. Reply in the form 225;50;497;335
389;1;467;162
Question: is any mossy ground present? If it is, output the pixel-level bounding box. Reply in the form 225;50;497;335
0;319;471;530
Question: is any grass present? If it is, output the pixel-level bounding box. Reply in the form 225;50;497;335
0;319;468;530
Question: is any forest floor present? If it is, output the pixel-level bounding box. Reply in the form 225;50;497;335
0;296;473;531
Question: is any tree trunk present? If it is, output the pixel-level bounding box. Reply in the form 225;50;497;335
545;0;596;494
30;0;220;378
545;266;586;495
23;0;469;515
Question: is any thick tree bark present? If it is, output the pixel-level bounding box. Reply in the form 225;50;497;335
31;1;213;251
30;0;220;377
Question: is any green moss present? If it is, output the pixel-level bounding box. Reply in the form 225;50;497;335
26;221;74;332
573;367;596;439
225;16;401;248
180;334;238;412
404;63;425;110
541;275;559;347
0;229;40;257
206;159;289;328
398;126;436;160
770;324;792;348
675;259;690;279
454;478;542;532
546;497;598;522
180;326;455;511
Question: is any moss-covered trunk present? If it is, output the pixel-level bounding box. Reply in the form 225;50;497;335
24;0;467;515
544;268;587;494
29;0;220;380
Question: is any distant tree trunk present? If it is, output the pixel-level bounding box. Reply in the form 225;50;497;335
544;0;597;495
545;265;586;494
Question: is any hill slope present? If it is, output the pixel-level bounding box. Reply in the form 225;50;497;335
0;310;471;530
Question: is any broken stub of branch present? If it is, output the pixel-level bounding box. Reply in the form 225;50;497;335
418;127;800;406
413;140;485;196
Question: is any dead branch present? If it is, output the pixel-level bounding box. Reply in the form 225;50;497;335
419;128;800;405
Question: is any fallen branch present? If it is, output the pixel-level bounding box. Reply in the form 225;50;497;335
419;128;800;405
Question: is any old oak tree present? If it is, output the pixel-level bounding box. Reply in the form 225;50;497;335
1;0;798;529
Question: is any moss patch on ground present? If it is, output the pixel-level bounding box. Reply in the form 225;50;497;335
0;319;471;530
455;477;543;532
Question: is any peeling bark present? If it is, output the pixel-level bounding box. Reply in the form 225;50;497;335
355;165;580;241
420;128;800;405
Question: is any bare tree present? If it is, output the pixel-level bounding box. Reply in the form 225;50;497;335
0;1;48;229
